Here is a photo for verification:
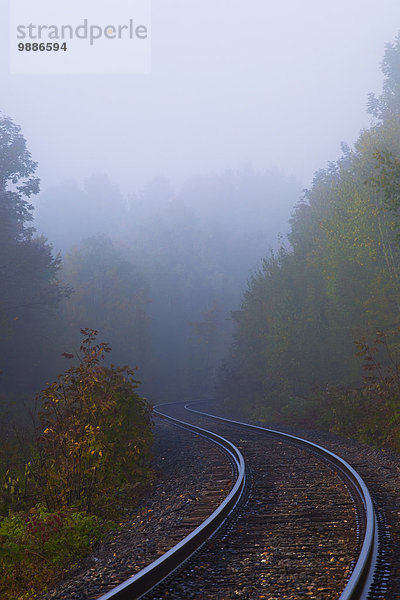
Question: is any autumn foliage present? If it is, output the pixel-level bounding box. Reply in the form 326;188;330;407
0;329;153;599
31;328;153;513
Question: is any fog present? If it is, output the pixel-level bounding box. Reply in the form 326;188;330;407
2;0;400;406
1;0;399;194
3;6;400;593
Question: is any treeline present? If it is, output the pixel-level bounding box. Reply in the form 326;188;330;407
29;156;298;404
217;34;400;451
0;115;69;411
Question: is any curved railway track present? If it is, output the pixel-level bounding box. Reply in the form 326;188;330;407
97;401;384;600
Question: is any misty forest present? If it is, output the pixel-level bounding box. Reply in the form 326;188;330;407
2;14;400;600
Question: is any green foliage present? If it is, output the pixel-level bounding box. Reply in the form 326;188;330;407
353;329;400;449
309;330;400;451
371;150;400;228
218;33;400;451
32;329;153;513
0;504;113;600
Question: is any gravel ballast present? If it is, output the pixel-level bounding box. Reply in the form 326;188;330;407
41;405;400;599
42;417;232;600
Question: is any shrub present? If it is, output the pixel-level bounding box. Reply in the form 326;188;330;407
30;329;153;513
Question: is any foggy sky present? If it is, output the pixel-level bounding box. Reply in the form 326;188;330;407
1;0;400;196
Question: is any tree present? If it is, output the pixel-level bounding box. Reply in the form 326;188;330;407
0;115;39;242
372;150;400;224
0;114;69;406
368;33;400;122
217;32;400;440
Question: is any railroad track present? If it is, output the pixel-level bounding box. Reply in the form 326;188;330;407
98;401;386;600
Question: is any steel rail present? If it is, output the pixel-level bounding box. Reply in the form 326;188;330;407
97;403;246;600
185;402;379;600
